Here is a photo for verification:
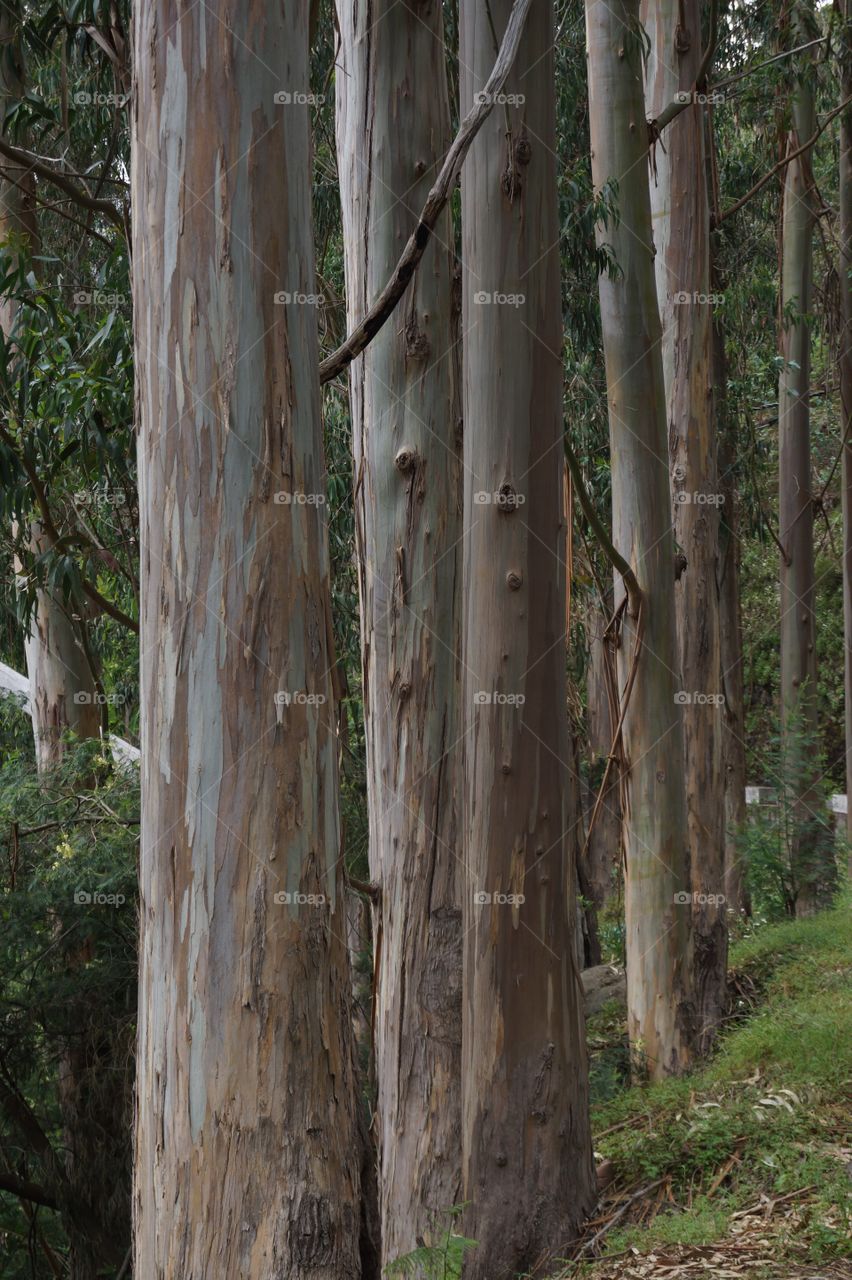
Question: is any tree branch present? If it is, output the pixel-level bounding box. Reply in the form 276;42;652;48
564;435;642;617
318;0;533;384
715;97;852;227
0;1064;123;1267
713;35;827;94
0;1170;59;1210
647;0;718;139
0;424;139;633
0;137;125;234
0;164;114;247
0;1074;66;1201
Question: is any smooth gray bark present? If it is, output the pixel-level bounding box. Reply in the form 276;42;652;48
459;0;595;1269
586;0;694;1078
778;7;833;914
643;0;727;1054
336;0;463;1259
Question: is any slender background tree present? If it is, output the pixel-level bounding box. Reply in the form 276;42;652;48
586;0;695;1079
643;0;728;1053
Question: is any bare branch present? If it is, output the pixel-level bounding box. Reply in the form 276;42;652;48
648;0;718;139
0;424;139;633
564;436;642;617
715;97;852;226
713;35;828;93
319;0;533;384
0;137;125;233
0;164;114;247
0;1170;59;1210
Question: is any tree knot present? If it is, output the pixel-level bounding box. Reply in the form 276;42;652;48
496;483;521;513
394;447;419;474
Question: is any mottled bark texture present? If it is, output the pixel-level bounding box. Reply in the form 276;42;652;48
336;0;463;1262
459;0;595;1271
840;0;852;868
587;0;694;1079
132;5;362;1276
643;0;727;1054
778;8;834;914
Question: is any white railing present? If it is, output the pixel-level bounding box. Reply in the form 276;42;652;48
0;659;139;765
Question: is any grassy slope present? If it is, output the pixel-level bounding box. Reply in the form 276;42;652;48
570;897;852;1273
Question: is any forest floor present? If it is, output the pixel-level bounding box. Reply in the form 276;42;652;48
558;896;852;1279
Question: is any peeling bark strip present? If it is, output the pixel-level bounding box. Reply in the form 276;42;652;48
586;0;694;1079
459;0;595;1270
643;0;727;1055
132;5;362;1277
336;0;463;1263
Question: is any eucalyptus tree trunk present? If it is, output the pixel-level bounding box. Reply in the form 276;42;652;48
132;5;363;1275
335;0;463;1260
714;318;750;916
778;12;832;915
17;535;101;771
643;0;726;1054
459;0;595;1269
586;0;694;1079
840;0;852;867
585;599;621;913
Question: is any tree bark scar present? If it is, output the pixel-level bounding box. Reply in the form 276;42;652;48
395;545;407;607
292;1194;336;1267
404;309;430;359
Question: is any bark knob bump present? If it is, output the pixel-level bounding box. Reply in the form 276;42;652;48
496;482;521;513
506;570;523;591
394;447;418;474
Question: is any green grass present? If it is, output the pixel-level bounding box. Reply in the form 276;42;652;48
605;1197;729;1252
583;895;852;1267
